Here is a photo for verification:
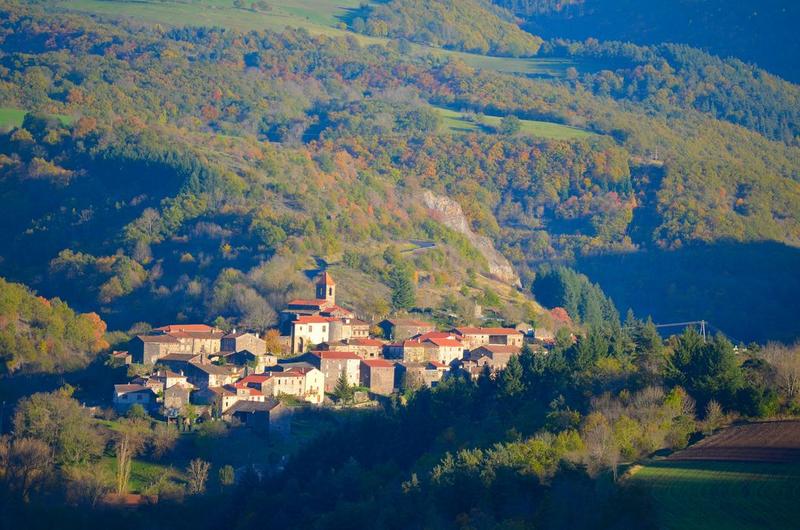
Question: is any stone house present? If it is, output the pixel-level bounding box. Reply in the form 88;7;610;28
183;362;240;389
452;327;524;349
310;350;361;392
113;384;156;412
163;383;192;411
423;337;465;365
223;399;291;435
360;359;395;395
467;344;521;371
322;337;385;359
378;318;435;341
221;331;267;354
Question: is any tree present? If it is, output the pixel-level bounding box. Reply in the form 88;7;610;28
149;423;178;459
219;465;235;487
499;355;524;398
114;418;149;495
389;264;415;310
333;370;354;403
13;388;104;465
702;399;725;435
0;436;53;502
498;115;521;135
186;459;211;494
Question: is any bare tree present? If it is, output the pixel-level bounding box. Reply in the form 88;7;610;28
114;419;148;495
0;436;53;502
186;458;210;494
763;343;800;403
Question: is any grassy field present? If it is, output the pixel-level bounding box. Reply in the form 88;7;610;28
630;460;800;530
433;106;596;140
54;0;583;78
0;107;73;129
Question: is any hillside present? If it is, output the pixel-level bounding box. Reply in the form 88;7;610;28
0;3;798;342
0;277;108;374
353;0;544;56
497;0;800;83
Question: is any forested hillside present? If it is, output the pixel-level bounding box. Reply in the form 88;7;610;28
0;277;107;374
496;0;800;83
353;0;543;56
0;2;798;341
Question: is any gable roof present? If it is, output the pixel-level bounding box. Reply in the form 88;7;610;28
158;353;200;363
114;384;154;395
312;350;360;360
152;324;220;333
293;315;334;324
472;344;521;354
227;399;280;414
361;359;394;368
453;327;522;336
425;337;463;348
136;334;179;343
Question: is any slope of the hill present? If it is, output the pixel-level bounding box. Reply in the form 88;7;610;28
354;0;543;56
495;0;800;83
0;4;799;341
0;277;108;374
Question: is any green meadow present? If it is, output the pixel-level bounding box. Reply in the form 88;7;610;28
630;460;800;530
433;106;596;140
0;107;72;129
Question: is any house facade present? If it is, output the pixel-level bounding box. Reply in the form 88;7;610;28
360;359;395;395
452;327;524;349
378;318;435;341
221;331;266;354
311;350;361;392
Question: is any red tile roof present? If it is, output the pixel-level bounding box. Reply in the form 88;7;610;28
287;299;328;308
414;331;456;341
425;337;463;348
454;327;521;336
361;359;394;368
152;324;219;333
293;315;334;324
427;361;448;369
350;338;385;347
114;384;150;394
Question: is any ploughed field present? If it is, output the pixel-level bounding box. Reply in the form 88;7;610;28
631;421;800;530
668;421;800;463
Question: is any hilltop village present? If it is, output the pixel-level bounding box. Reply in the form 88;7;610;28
113;272;555;432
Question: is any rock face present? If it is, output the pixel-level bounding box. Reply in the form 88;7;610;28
421;190;521;287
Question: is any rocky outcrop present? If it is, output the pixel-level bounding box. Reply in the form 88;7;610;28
421;190;521;287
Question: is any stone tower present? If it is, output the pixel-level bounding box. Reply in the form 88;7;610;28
316;271;336;305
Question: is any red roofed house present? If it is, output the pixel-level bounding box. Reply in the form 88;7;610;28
291;315;333;353
423;337;465;365
130;324;225;365
360;359;395;395
310;350;361;392
452;327;524;350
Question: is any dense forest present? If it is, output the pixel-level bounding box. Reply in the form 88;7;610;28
0;277;107;374
495;0;800;83
353;0;543;56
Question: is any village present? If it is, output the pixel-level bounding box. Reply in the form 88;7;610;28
112;272;556;434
